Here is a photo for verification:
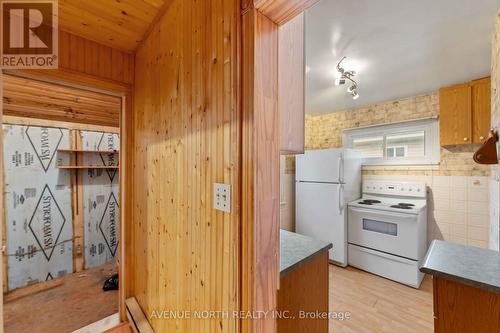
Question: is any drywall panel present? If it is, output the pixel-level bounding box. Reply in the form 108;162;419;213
81;131;119;269
3;124;73;290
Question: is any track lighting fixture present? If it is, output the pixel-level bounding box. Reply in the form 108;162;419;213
335;56;360;100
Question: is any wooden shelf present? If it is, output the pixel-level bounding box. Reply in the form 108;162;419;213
58;149;119;153
58;165;119;169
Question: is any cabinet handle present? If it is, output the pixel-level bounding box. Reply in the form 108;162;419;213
463;137;468;141
480;136;485;140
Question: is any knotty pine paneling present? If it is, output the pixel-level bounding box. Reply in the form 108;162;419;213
3;74;121;127
58;31;135;85
131;0;240;332
58;0;167;52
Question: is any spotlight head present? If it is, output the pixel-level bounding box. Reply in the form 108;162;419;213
334;77;346;86
352;91;360;100
347;85;357;93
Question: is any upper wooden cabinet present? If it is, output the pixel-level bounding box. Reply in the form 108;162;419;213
279;13;305;154
439;77;491;146
471;78;491;144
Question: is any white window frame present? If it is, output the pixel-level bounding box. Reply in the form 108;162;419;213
386;145;408;158
343;118;440;166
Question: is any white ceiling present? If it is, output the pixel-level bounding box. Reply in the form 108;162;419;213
305;0;500;114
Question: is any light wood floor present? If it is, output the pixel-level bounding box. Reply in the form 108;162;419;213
329;265;434;333
4;263;118;333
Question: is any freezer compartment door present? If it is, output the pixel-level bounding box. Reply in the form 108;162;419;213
296;181;346;265
296;149;344;183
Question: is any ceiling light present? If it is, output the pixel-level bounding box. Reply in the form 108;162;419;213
335;56;360;99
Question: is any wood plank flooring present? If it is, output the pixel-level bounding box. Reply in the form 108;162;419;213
329;265;434;333
4;263;118;333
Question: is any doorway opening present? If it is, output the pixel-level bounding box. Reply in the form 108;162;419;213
1;72;124;333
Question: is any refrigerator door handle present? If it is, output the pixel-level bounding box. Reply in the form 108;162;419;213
338;184;345;214
338;153;345;183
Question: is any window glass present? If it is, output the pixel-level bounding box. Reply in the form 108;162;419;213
386;131;425;158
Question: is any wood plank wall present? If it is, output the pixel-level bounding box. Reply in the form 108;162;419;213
58;31;135;85
130;0;240;332
3;75;121;127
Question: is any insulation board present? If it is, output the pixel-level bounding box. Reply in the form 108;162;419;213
3;125;73;290
81;131;120;269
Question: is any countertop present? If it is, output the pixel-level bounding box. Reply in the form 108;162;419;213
420;240;500;294
280;230;333;277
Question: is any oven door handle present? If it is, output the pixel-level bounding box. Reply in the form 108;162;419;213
348;206;417;220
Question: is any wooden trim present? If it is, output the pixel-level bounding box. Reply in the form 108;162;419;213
6;68;131;95
241;8;280;333
125;298;154;333
3;278;63;303
253;0;320;25
70;130;85;272
0;72;4;329
119;92;133;322
2;115;120;133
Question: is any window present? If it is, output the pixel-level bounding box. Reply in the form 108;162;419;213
343;118;440;166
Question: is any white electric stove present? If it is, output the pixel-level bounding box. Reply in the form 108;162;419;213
347;180;428;288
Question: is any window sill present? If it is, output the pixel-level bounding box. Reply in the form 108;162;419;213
362;164;440;171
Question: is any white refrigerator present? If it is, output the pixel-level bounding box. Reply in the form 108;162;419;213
295;148;361;266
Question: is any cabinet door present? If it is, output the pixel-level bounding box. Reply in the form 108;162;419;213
439;84;472;145
279;13;305;154
471;77;491;144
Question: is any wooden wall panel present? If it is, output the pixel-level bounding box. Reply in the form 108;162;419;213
58;31;135;85
279;13;305;154
3;74;121;127
241;8;280;333
130;0;240;332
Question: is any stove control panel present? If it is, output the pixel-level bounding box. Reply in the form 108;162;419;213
363;181;426;198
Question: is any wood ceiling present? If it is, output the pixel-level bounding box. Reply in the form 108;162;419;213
58;0;169;52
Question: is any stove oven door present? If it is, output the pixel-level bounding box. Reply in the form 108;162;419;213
348;206;421;260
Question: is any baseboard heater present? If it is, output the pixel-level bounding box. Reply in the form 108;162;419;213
125;297;155;333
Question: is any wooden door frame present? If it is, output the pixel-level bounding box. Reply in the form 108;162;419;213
0;68;133;329
240;1;319;332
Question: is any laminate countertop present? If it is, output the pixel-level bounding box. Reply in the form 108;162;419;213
420;240;500;294
280;230;332;277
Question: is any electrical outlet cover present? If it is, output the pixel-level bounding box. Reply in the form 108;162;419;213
214;183;231;213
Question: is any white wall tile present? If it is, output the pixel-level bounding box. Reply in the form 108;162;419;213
468;239;488;249
468;226;489;241
467;201;489;215
451;176;467;188
432;176;450;188
468;213;490;227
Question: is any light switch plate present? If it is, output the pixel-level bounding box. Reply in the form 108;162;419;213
214;183;231;213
